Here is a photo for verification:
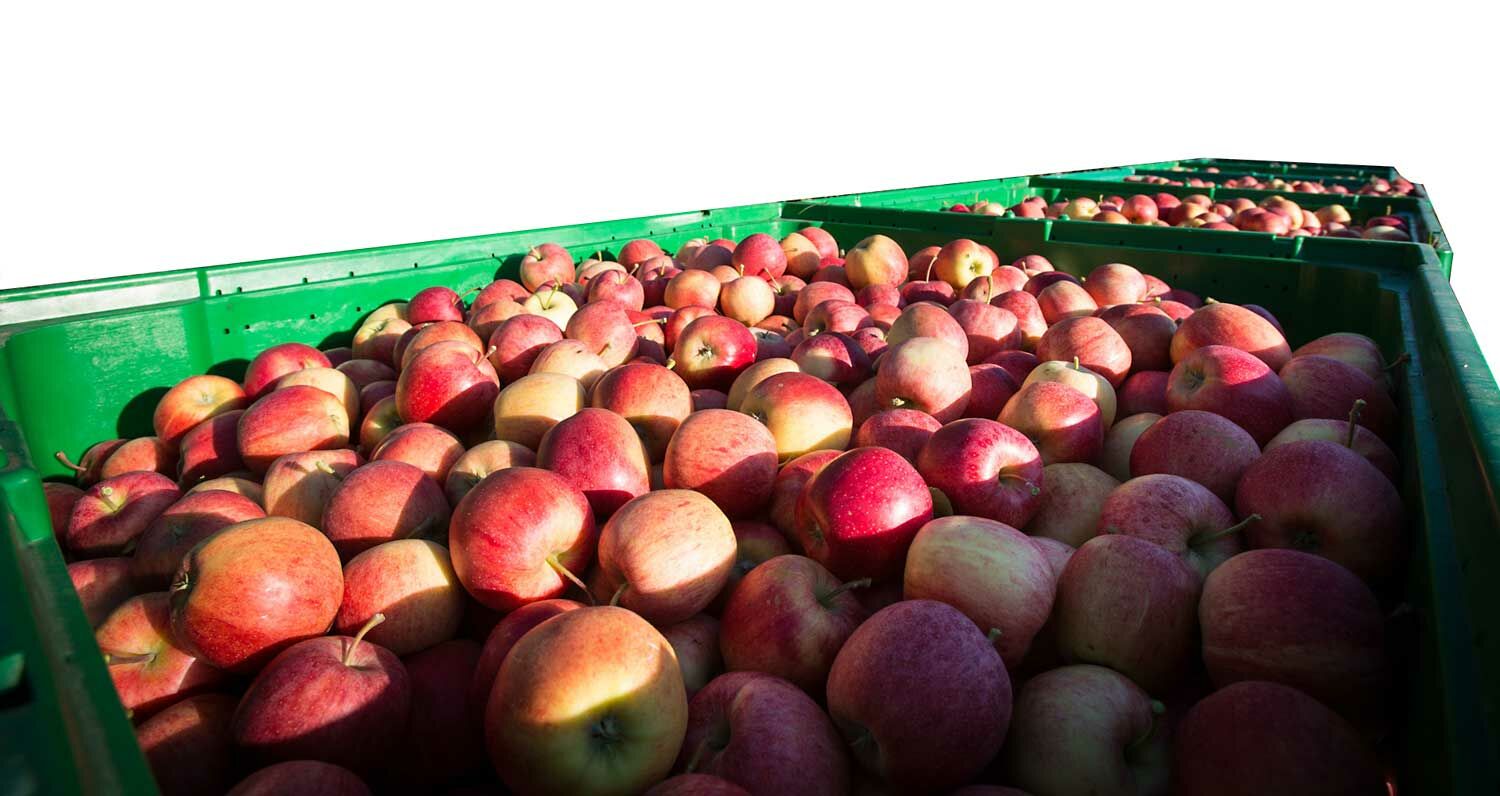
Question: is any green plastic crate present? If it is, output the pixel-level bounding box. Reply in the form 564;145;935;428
1115;167;1423;195
1;201;1497;794
1168;157;1404;180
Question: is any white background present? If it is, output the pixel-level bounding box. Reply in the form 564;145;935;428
3;4;1492;364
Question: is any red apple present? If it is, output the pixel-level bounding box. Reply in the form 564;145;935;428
1025;462;1118;546
334;538;465;656
1101;412;1161;482
662;614;723;697
730;233;787;279
591;490;736;624
136;693;238;796
65;471;181;557
396;340;501;433
1116;370;1169;417
1172;302;1291;371
1098;304;1175;372
1166;344;1293;446
1265;418;1398;482
243;342;330;399
322;460;451;558
1000;381;1103;465
391;639;486;787
153;375;248;446
738;371;854;461
672;316;757;392
792;281;856;325
131;489;266;589
1129;409;1260;504
844;234;909;290
853;409;940;465
69;557;136;626
769;450;839;538
469;598;583;710
357;395;403;454
175;412;245;486
98;436;176;481
916;418;1044;527
96;592;227;718
1099;473;1250;579
1278;355;1397;440
370;421;463;484
798;226;839;260
1037;316;1131;388
931;238;996;290
781;232;823;281
875;337;972;422
237;385;350;474
1290;332;1388;384
885;302;969;361
663;409;778;519
795;447;934;581
226;761;371;796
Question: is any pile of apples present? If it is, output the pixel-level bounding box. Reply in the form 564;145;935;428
1124;172;1421;197
46;225;1408;795
952;193;1414;241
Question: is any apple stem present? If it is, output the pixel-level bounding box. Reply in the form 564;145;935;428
546;554;593;604
1384;352;1410;371
314;459;341;477
484;345;498;359
96;486;123;513
454;285;481;304
924;255;935;282
1345;399;1367;448
684;736;712;774
343;612;385;666
103;651;156;666
609;582;629;607
632;319;666;328
1072;356;1081;371
820;577;872;606
54;451;87;474
1204;296;1219;304
664;356;677;371
996;472;1041;496
1195;514;1261;546
987;627;1003;645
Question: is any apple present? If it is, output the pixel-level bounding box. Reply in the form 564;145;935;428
1099;473;1251;580
153;375;248;446
243;342;331;399
950;300;1020;364
370;421;463;484
487;314;563;382
69;557;136;627
1290;331;1388;385
470;598;583;710
591;490;736;625
711;520;792;611
170;517;342;672
885;302;970;360
853;408;940;465
794;447;934;581
717;276;776;326
916;418;1044;528
1265;418;1398;482
357;396;403;454
827;600;1010;793
586;270;646;312
792;331;870;387
662;614;723;697
135;693;238;796
965;363;1022;420
930;238;995;290
768;450;840;538
528;339;607;389
336;359;398;393
691;240;735;271
1120;195;1159;223
1236;439;1404;584
226;761;371;796
185;475;262;504
1200;548;1388;727
438;441;533;508
237;385;350;474
43;482;81;540
352;316;412;366
399;321;485;368
409;285;466;324
876;337;972;422
844;234;909;290
1116;370;1169;417
1172;302;1291;371
521;285;579;329
565;300;641;369
663;409;779;519
901;279;955;306
449;467;595;612
666;269;723;309
792;281;856;325
1056;534;1200;692
1165;345;1293;446
232;613;410;772
1098;304;1175;373
797;226;839;260
729;233;787;279
693;389;729;411
387;639;486;787
803;299;873;337
470;277;529;313
1024;359;1117;428
519;247;576;292
1000;381;1103;465
1036;316;1131;388
781;232;823;280
1127;411;1257;506
95;436;175;481
725;358;800;411
677;671;849;796
1174;681;1386;796
1025;462;1118;547
738;371;854;461
322;460;451;558
492;372;586;449
55;439;126;487
1278;355;1397;440
131;489;266;589
1000;664;1169;796
1082;263;1147;307
672;315;758;391
1036;280;1099;325
96;592;227;718
539;407;652;518
334;538;465;656
65;471;181;557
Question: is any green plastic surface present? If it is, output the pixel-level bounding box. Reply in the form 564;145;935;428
0;191;1496;793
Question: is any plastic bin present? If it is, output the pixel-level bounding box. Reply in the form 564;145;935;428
2;198;1497;794
1162;157;1404;181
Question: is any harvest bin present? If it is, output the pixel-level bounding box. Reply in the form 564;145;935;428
2;193;1498;793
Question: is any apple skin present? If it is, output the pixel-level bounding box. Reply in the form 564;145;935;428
1235;439;1405;585
1025;462;1118;547
492;372;587;450
334;539;465;656
781;232;823;281
96;592;228;719
792;281;856;325
95;435;176;481
322;460;451;558
176;411;246;486
1024;359;1117;429
966;363;1022;420
398;321;485;369
885;302;970;361
1036;316;1132;388
1171;302;1291;371
488;314;564;382
1265;418;1398;482
539;407;652;518
1000;664;1170;796
672;315;758;392
663;409;779;519
396;340;502;433
441;440;534;507
992;290;1047;349
135;693;239;796
826;599;1011;793
726;358;799;412
666;269;723;310
68;557;137;627
566;300;641;368
903;515;1056;668
237;385;351;475
1036;281;1098;325
169;517;342;673
65;471;182;558
449;467;596;612
931;238;996;291
950;300;1020;364
1082;263;1148;306
357;396;403;454
261;448;362;529
153;375;249;446
795;447;935;582
389;639;487;787
677;671;850;796
844;234;909;290
875;337;972;423
797;226;839;261
1100;412;1161;483
1278;354;1397;441
710;520;793;612
353;316;413;367
469;598;583;712
1055;534;1201;692
719;554;868;696
854;408;940;465
691;389;729;411
370;421;463;484
1290;332;1387;384
1116;370;1169;419
792;331;870;388
1099;304;1175;373
231;624;411;773
591;490;737;625
1098;473;1244;579
1200;548;1389;729
1000;381;1104;465
131;489;266;590
485;606;688;796
738;371;853;461
409;285;466;324
227;762;371;796
660;614;723;697
1166;344;1293;446
243;342;331;400
1130;409;1260;505
916;418;1044;528
768;450;840;538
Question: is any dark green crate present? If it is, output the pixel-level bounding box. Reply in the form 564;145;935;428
1;199;1496;794
1169;157;1403;180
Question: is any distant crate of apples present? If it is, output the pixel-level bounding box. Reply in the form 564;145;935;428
53;225;1404;795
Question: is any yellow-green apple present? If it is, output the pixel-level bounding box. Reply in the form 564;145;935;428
1100;412;1162;483
769;451;839;538
1060;196;1099;219
990;290;1046;349
1025;462;1118;546
1001;664;1169;796
876;337;972;422
717;276;775;326
666;269;723;309
186;475;262;504
231;614;410;773
726;358;799;412
399;321;484;368
226;761;371;796
131;489;265;589
885;302;969;360
390;640;486;787
1171;302;1291;370
153;375;248;447
792;281;856;325
1278;355;1397;440
1236;439;1404;584
409;285;466;324
487;314;563;382
1000;381;1103;465
677;671;850;796
916;418;1044;527
396;340;500;433
718;554;868;694
791;331;870;387
1098;304;1175;372
334;538;464;656
136;693;238;796
1174;681;1386;796
591;490;736;624
97;593;227;719
522;285;578;329
844;234;909;290
1166;345;1293;446
259;449;361;528
243;342;331;399
1117;370;1169;417
795;447;934;581
1036;280;1099;325
781;232;822;280
1083;263;1147;306
492;372;586;449
1037;316;1132;388
662;614;722;697
672;316;757;392
470;598;583;710
45;482;83;540
827;600;1011;792
520;246;576;292
487;608;687;795
237;385;349;475
903;515;1056;668
931;238;996;290
539;407;651;517
1200;548;1389;726
65;471;180;557
965;363;1021;419
1056;534;1200;691
1099;474;1250;579
96;436;175;481
854;408;940;465
1025;359;1118;428
322;461;450;558
803;298;873;336
663;409;778;519
69;557;135;627
357;395;402;454
1265;418;1397;482
950;300;1020;364
730;233;787;279
1130;410;1259;504
566;300;640;368
371;422;463;484
738;371;853;461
